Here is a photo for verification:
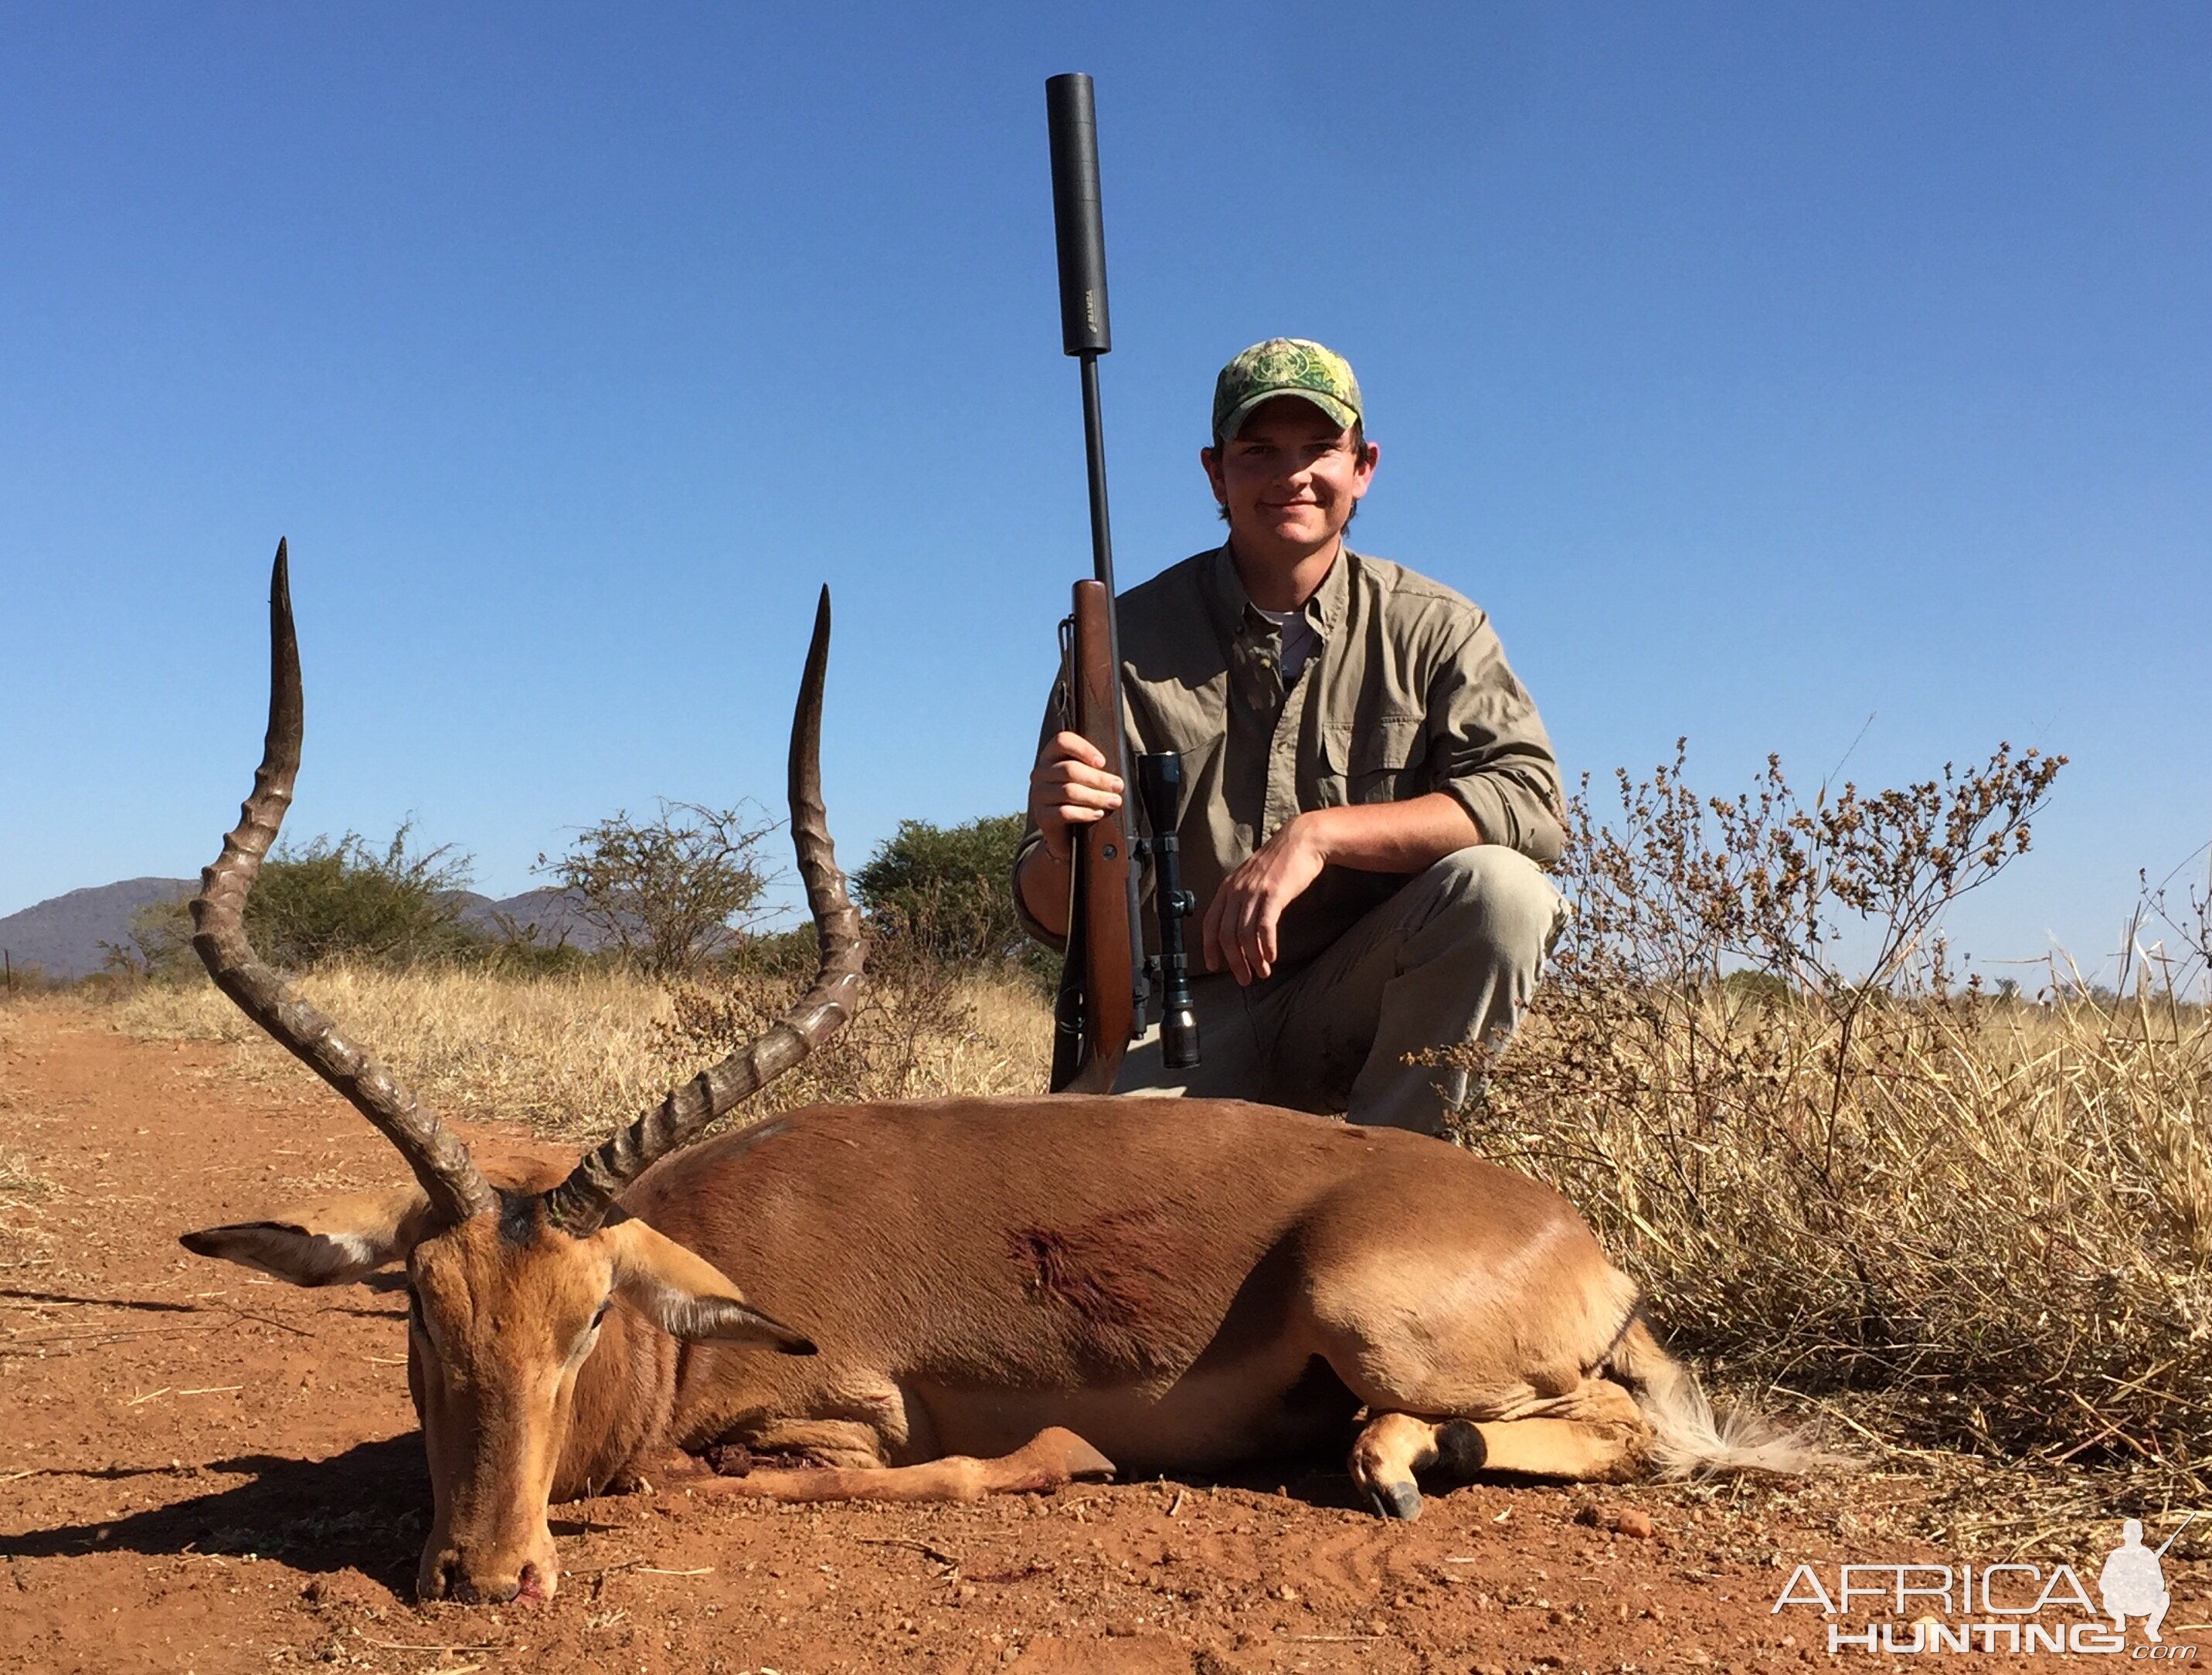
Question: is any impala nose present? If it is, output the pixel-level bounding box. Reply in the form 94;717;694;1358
447;1563;519;1605
428;1551;555;1605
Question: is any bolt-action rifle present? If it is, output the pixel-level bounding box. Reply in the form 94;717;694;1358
1043;73;1200;1095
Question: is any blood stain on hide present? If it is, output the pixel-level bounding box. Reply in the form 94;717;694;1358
1007;1208;1182;1331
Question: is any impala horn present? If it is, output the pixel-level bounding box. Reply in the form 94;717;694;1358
193;542;494;1226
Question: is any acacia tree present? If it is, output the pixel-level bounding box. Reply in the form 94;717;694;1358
538;800;776;977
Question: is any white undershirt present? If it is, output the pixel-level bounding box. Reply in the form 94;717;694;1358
1255;606;1321;685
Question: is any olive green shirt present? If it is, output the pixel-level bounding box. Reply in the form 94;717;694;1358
1015;545;1565;972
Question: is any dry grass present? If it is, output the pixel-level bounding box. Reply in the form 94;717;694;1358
649;944;1053;1122
1436;739;2212;1537
0;1002;49;1202
0;1148;53;1204
0;1013;59;1260
104;960;1052;1143
1453;989;2212;1527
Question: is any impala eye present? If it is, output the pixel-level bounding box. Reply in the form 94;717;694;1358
566;1299;612;1364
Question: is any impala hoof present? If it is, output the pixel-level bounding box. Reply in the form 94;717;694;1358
1028;1426;1116;1483
1368;1479;1422;1521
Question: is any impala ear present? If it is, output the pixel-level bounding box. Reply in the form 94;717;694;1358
602;1218;816;1354
180;1184;434;1286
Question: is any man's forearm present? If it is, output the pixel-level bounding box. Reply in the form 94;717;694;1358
1293;792;1482;874
1015;843;1073;939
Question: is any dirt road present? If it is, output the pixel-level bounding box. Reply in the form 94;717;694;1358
0;1005;2174;1672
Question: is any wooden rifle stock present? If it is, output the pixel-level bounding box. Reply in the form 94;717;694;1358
1051;579;1138;1092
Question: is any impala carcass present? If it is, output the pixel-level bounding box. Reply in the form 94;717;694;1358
181;545;1814;1605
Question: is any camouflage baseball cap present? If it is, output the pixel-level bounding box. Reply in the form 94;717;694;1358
1211;338;1362;441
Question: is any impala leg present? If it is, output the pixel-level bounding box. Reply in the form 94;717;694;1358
677;1426;1116;1506
1463;1415;1646;1480
1348;1411;1473;1520
1351;1380;1651;1521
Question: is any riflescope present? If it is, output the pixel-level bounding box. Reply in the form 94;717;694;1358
1137;752;1200;1071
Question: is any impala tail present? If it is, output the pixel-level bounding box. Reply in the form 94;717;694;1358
1606;1314;1843;1477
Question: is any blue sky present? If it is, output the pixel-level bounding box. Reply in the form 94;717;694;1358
3;4;2206;983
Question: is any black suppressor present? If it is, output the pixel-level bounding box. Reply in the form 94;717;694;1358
1137;752;1200;1071
1045;73;1111;356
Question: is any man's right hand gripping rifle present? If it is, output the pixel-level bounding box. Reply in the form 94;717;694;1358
1026;732;1120;894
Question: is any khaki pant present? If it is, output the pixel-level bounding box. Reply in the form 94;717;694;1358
1115;846;1566;1136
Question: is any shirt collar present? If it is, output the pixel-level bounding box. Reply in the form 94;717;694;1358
1201;542;1353;645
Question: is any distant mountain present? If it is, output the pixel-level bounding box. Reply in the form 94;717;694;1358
450;887;612;951
0;878;195;980
0;879;612;981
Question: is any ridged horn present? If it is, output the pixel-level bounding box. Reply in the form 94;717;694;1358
192;542;494;1226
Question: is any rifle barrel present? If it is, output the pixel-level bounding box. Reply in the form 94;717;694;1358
1077;354;1116;596
1048;73;1118;594
2155;1511;2197;1558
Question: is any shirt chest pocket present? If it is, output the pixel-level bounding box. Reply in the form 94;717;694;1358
1320;715;1429;807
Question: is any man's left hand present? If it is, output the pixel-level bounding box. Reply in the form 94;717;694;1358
1197;795;1487;985
1202;814;1327;985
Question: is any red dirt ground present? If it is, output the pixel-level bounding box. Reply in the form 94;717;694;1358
2;1005;2199;1673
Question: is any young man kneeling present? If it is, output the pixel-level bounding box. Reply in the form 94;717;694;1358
1014;339;1567;1135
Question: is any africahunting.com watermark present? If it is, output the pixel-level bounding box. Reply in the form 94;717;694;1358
1773;1517;2200;1656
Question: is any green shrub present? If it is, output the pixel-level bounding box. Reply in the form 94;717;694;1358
852;814;1049;980
245;826;481;968
728;922;823;979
